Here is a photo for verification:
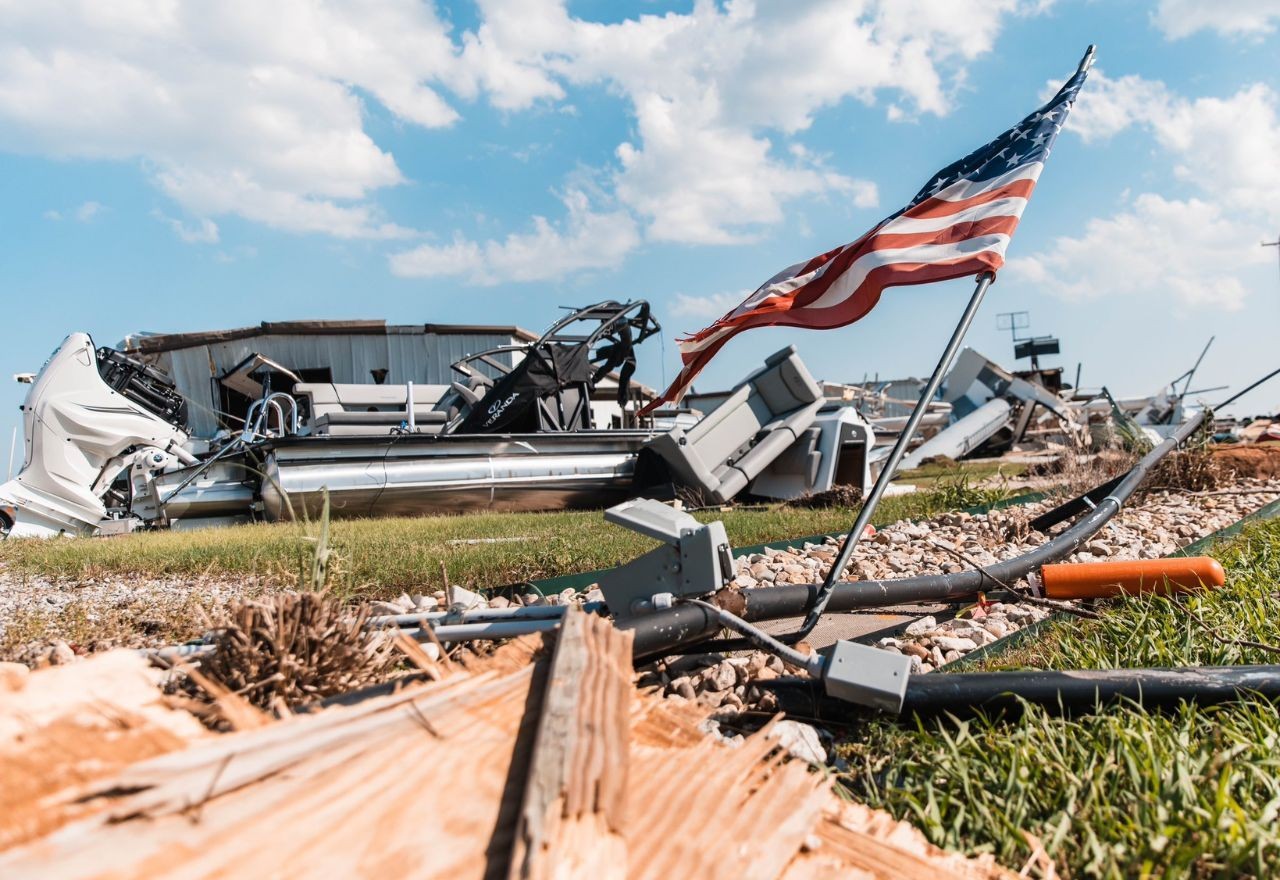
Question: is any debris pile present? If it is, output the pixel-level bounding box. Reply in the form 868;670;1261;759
3;404;1279;878
0;610;1020;879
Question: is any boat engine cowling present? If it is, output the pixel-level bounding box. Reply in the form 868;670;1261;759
0;333;190;537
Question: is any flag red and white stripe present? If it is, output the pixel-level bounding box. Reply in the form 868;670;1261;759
641;49;1091;414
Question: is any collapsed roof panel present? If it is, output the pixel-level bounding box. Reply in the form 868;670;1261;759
118;320;538;354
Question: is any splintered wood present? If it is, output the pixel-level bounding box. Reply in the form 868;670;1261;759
0;611;1017;879
509;607;630;880
0;650;208;851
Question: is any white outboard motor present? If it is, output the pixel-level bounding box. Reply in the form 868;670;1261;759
0;333;191;538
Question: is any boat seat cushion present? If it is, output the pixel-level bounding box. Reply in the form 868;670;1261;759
313;409;447;435
642;346;824;503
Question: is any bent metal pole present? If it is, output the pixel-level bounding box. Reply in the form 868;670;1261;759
790;271;997;639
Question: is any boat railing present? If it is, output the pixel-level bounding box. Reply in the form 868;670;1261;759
246;393;300;439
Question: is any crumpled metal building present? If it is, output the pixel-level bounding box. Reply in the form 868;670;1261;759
118;320;539;438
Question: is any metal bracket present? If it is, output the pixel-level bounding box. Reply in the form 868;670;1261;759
598;498;733;619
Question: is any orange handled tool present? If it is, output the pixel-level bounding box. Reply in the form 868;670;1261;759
1031;556;1226;601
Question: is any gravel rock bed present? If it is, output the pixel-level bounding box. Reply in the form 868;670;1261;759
731;479;1280;589
0;570;273;663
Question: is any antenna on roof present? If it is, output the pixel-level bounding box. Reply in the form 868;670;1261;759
996;311;1059;370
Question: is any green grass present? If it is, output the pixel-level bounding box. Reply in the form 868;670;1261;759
0;484;985;598
839;518;1280;879
897;457;1027;488
917;470;1016;511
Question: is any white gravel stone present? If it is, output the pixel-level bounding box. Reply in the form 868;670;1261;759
448;585;486;610
934;636;978;652
370;600;407;616
904;616;937;636
984;620;1010;638
47;640;77;665
768;720;827;765
703;662;737;692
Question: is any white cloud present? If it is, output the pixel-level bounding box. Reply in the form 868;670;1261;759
1152;0;1280;40
670;291;750;320
73;200;104;222
1008;194;1267;311
41;201;105;222
0;0;1045;279
460;0;1038;245
157;213;220;244
1157;85;1280;216
0;0;462;239
386;0;1033;277
1015;74;1280;311
389;190;640;285
1068;73;1280;215
613;101;877;244
1063;72;1173;143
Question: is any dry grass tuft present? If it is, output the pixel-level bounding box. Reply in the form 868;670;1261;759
784;485;864;509
187;591;400;720
1042;441;1139;501
994;506;1034;544
1143;448;1230;495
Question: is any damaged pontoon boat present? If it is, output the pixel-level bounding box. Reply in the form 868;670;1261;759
1;302;876;538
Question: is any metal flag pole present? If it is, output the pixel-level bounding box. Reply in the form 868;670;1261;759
790;271;997;640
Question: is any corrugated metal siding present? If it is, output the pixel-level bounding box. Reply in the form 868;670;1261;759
145;332;521;438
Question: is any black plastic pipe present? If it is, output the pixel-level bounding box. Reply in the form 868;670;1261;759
623;409;1206;660
759;664;1280;719
1028;473;1124;533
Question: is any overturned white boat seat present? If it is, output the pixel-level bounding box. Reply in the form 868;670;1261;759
643;346;824;504
295;383;452;436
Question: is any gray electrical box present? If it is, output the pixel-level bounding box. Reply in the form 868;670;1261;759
597;498;733;617
823;640;911;713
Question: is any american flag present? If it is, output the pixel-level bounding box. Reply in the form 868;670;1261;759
643;47;1093;413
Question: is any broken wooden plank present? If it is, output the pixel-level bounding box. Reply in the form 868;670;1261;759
626;721;830;880
1;625;1022;879
779;802;1021;880
508;607;631;880
0;651;207;850
0;653;539;878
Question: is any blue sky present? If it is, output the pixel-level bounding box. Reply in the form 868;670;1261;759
3;0;1279;461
